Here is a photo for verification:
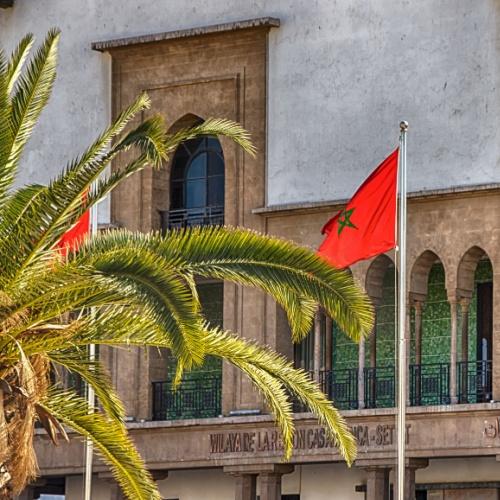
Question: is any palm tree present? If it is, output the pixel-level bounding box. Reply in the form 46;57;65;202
0;30;374;499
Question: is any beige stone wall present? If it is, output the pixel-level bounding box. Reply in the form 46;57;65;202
106;25;272;418
264;189;500;399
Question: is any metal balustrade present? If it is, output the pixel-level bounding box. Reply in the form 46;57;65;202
457;360;492;404
151;362;493;420
320;368;359;410
152;371;222;421
364;366;396;409
409;362;450;406
159;205;224;230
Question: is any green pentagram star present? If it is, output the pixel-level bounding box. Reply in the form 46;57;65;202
337;207;357;235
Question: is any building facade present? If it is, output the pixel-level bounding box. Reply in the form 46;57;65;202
2;1;500;499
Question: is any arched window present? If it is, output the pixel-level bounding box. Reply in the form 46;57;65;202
168;136;224;228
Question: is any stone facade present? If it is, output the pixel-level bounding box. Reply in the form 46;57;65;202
3;2;500;499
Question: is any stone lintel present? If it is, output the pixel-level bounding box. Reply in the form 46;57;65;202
356;458;429;469
92;17;280;52
224;464;294;475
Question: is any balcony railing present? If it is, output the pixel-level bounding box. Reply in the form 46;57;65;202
320;368;359;410
159;205;224;230
364;366;396;409
152;371;222;421
151;362;493;421
409;362;450;406
457;360;492;404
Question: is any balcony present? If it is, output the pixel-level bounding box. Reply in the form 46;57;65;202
152;371;222;421
457;360;493;404
409;362;450;406
159;205;224;231
151;362;492;421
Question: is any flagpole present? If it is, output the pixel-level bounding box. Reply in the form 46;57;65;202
396;121;408;500
84;202;98;500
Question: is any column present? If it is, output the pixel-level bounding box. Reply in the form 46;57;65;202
392;459;428;500
365;467;389;500
413;301;423;405
259;473;281;500
414;301;423;366
369;319;377;408
313;310;322;383
234;474;257;500
325;316;333;372
259;465;294;500
449;296;458;404
406;303;412;406
460;298;471;402
358;336;366;409
225;465;293;500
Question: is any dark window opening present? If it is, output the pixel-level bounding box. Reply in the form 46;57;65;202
33;476;65;499
163;134;224;229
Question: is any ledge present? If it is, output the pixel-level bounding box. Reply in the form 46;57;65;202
92;17;280;52
113;402;500;431
254;182;500;216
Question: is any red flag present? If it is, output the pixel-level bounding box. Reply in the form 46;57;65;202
318;149;398;268
56;203;90;257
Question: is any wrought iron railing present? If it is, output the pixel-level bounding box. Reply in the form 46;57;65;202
152;371;222;421
409;362;450;406
320;368;359;410
457;360;492;404
159;205;224;230
291;370;314;413
364;366;396;409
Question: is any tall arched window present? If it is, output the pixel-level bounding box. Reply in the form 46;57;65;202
168;136;224;228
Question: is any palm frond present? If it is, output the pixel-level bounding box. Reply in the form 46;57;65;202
0;50;12;190
203;327;357;464
45;317;356;464
0;117;164;285
2;30;59;201
70;227;373;343
166;226;374;342
6;34;34;95
75;249;206;367
40;390;161;500
48;350;125;423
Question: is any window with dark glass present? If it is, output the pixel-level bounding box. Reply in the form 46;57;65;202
167;136;224;229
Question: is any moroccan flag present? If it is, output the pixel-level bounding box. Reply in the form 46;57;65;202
318;149;399;268
56;201;90;256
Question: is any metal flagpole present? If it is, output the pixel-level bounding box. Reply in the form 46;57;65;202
84;201;98;500
396;121;408;500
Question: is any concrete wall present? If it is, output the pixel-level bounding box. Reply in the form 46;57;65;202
1;0;499;215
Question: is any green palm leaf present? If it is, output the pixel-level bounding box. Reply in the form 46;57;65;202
6;34;34;95
48;350;125;423
0;29;375;499
40;391;161;500
3;30;59;200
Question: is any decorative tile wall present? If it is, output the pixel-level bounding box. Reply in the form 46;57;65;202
332;260;493;370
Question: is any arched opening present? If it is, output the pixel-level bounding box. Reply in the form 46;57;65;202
409;251;450;406
163;116;225;229
151;115;226;420
457;247;493;403
363;255;396;408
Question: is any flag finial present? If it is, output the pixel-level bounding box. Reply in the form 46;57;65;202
400;120;409;132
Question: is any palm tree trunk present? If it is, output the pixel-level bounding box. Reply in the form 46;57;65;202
0;388;12;497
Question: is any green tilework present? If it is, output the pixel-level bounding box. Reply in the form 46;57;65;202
332;260;493;370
